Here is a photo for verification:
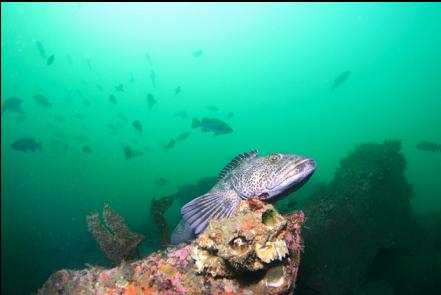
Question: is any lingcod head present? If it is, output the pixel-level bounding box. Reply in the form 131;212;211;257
231;153;317;202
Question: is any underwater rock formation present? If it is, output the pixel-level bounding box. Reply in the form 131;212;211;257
38;199;304;294
192;199;290;275
87;204;144;265
297;139;414;295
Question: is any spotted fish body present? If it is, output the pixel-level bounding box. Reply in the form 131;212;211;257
174;150;316;243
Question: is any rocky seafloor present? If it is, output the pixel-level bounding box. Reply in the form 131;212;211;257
37;199;304;295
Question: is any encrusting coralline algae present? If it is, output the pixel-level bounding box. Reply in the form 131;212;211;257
37;199;305;295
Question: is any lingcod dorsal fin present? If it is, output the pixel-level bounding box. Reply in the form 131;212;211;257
217;149;259;181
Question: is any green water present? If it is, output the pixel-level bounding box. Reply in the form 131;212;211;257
1;3;441;294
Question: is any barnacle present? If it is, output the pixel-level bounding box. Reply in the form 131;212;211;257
191;200;289;275
265;265;286;288
262;209;278;227
255;239;288;263
229;236;250;255
191;246;227;277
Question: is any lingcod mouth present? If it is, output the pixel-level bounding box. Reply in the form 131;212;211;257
266;158;317;192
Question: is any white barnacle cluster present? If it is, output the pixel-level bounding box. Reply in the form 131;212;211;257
190;200;289;277
255;239;289;263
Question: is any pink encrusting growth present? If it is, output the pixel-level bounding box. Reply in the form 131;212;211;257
169;246;191;262
37;200;304;295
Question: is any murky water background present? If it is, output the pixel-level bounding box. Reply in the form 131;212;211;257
2;3;441;294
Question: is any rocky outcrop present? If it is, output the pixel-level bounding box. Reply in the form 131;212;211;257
297;139;414;294
37;199;304;295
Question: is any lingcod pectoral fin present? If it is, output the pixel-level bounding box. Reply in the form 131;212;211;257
181;192;239;234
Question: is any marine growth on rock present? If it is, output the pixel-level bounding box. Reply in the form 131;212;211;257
38;199;305;294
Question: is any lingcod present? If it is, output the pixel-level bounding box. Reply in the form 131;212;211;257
171;149;317;244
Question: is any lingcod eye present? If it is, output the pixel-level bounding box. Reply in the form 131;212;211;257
268;153;281;164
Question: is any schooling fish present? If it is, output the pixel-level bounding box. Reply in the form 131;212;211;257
176;131;190;142
416;141;441;152
162;139;175;150
192;49;203;57
192;117;233;136
109;94;117;104
11;137;42;152
35;41;47;59
2;97;24;115
33;94;52;108
82;145;92;154
331;71;350;92
147;93;157;111
115;83;124;92
206;105;219;111
132;120;143;134
174;86;181;96
145;52;153;66
85;54;92;70
82;99;91;107
123;146;143;160
154;177;169;186
171;150;317;244
150;70;156;88
46;54;55;65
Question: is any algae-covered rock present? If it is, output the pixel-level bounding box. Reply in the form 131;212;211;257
192;199;289;275
297;139;414;295
37;199;304;295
